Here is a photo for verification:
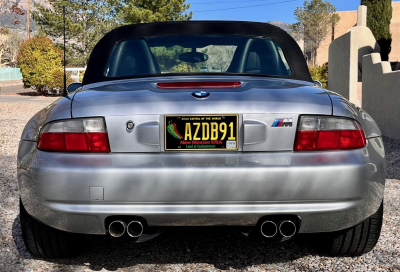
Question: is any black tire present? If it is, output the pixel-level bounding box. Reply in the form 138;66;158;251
318;201;383;257
20;199;85;258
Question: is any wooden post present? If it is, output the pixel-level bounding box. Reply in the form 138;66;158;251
27;0;30;39
63;6;67;96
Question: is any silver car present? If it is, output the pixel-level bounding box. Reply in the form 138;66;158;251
18;21;385;258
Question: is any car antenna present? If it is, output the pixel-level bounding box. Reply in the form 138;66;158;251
63;5;67;97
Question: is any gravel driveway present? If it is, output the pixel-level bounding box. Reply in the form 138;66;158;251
1;101;399;272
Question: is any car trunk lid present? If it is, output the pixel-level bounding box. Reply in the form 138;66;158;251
72;77;332;152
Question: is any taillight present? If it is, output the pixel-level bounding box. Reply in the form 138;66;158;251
37;118;110;152
294;116;366;151
156;81;241;89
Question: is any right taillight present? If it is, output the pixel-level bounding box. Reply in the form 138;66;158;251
294;116;366;151
37;118;110;152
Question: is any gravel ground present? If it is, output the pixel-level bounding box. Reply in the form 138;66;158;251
1;101;399;272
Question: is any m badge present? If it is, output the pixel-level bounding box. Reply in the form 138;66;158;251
272;118;293;127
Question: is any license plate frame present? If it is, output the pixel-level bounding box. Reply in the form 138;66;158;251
164;114;239;151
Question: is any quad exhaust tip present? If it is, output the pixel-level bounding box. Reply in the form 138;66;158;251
127;221;144;238
109;220;127;237
260;220;278;238
278;220;297;238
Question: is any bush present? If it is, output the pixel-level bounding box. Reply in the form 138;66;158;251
17;37;65;95
46;69;73;95
79;70;85;82
309;63;328;89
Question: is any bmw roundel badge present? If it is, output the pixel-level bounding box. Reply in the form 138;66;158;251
192;91;210;99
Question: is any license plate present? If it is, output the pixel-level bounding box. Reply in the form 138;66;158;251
165;114;238;151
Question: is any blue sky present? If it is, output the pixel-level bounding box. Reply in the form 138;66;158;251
189;0;400;24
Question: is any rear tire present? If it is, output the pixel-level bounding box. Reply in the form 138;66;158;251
20;199;85;258
318;201;383;257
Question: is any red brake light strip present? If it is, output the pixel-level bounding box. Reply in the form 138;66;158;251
156;82;242;89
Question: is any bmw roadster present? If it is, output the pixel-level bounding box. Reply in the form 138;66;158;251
18;21;385;258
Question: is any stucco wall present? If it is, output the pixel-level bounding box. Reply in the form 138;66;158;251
317;1;400;66
327;31;353;100
362;53;400;140
316;11;357;66
328;6;380;107
391;2;400;61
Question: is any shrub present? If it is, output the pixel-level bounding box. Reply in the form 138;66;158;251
309;63;328;89
170;63;194;72
17;37;64;95
46;69;73;95
79;70;85;82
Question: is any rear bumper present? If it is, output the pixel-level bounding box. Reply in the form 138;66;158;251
18;138;386;235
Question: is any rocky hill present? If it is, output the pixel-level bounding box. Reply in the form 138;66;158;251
266;21;292;33
0;0;50;37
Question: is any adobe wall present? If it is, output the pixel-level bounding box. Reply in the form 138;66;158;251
362;53;400;140
316;11;357;66
391;1;400;61
328;6;380;106
317;1;400;66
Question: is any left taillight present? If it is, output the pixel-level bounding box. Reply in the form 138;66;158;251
37;118;110;152
294;116;366;151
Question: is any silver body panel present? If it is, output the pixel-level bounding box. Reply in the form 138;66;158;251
328;91;382;138
18;76;386;235
21;95;73;141
18;137;385;234
72;77;331;153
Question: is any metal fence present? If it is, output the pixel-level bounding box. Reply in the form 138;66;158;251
0;68;22;81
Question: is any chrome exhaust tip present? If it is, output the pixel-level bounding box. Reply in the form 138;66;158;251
109;220;127;237
260;220;278;238
127;221;144;238
278;220;296;238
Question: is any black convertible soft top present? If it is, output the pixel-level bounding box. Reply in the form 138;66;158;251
83;21;312;85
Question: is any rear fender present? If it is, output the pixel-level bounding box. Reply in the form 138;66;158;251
328;91;381;138
20;96;73;141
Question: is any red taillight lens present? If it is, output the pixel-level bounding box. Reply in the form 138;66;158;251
65;133;88;151
156;81;241;89
294;131;318;150
294;116;366;151
37;133;66;151
86;133;110;152
339;130;366;148
37;118;110;153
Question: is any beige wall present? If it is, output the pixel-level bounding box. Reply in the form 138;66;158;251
316;11;357;66
362;53;400;140
391;2;400;61
316;1;400;66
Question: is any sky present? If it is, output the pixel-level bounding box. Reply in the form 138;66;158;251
189;0;400;24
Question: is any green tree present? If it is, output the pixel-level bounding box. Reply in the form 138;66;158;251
361;0;392;61
33;0;119;67
151;46;191;72
204;45;236;72
119;0;192;24
17;37;63;95
293;0;340;66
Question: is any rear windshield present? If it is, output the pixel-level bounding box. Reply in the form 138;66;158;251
105;35;291;78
